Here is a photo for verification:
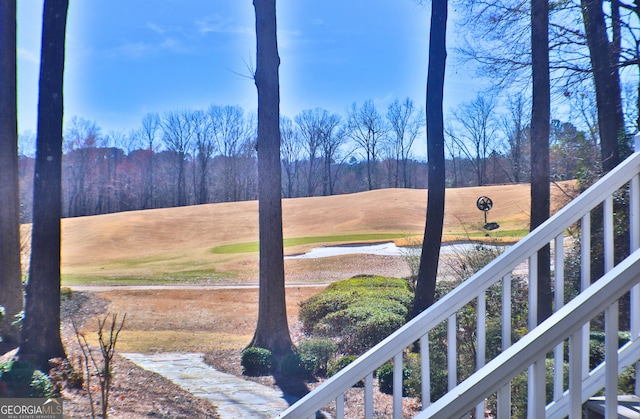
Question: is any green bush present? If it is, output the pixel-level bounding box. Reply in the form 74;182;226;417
280;353;317;377
327;355;363;387
299;276;413;354
298;338;337;375
240;347;273;376
314;304;406;353
506;358;568;418
325;275;411;290
376;354;422;397
0;361;53;398
588;331;630;369
60;287;74;301
619;364;637;395
327;355;357;377
377;362;410;396
349;310;406;353
299;292;355;334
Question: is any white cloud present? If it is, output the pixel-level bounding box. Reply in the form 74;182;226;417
18;48;39;64
146;22;166;35
195;15;253;37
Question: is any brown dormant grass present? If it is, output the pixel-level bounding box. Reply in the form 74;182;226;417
62;183;576;352
61;183;575;283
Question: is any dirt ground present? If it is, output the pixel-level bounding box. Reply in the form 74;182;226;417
56;281;422;418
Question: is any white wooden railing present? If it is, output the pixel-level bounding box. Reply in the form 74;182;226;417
276;138;640;419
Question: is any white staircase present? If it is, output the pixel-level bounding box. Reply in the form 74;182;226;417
277;139;640;419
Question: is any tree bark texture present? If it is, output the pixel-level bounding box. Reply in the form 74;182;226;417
18;0;68;370
581;0;625;172
530;0;552;323
248;0;293;356
0;0;23;344
413;0;448;317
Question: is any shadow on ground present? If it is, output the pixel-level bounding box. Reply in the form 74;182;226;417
274;372;331;419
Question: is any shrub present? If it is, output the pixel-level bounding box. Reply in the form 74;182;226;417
377;354;421;397
588;331;630;368
315;304;407;353
299;292;355;334
298;338;337;375
299;276;413;353
619;364;637;395
0;361;53;398
60;287;74;301
326;275;410;290
280;353;317;377
506;358;568;418
241;347;272;376
327;355;363;387
327;355;357;377
348;310;406;353
399;237;422;292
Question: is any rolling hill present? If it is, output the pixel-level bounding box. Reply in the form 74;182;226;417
57;182;576;284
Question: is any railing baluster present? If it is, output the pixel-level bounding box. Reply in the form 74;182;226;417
605;302;619;418
393;353;402;419
630;174;640;397
365;373;373;419
529;357;546;418
603;193;616;417
448;313;457;391
604;196;614;272
529;252;538;329
476;291;486;419
497;274;511;419
336;393;344;419
502;274;512;349
554;234;565;401
581;213;591;380
631;174;640;251
527;252;541;417
568;329;583;419
420;335;430;408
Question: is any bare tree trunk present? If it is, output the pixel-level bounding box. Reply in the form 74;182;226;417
581;0;626;172
248;0;293;357
0;0;23;344
18;0;68;370
531;0;552;323
413;0;447;316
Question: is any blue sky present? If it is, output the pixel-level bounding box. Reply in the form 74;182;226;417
17;1;476;144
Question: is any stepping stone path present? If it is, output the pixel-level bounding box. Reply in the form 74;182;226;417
121;352;290;419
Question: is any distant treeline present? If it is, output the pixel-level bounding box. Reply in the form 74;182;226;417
17;101;596;222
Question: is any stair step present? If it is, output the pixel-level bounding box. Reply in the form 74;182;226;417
583;395;640;418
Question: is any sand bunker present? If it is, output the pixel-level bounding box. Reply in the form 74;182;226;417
285;242;508;259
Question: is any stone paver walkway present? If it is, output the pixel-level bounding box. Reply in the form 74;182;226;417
121;352;290;419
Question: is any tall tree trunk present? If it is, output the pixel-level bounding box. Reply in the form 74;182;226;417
412;0;447;317
18;0;68;370
581;0;625;172
531;0;552;323
0;0;23;344
248;0;293;357
177;153;186;206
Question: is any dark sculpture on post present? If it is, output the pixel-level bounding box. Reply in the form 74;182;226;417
477;196;499;230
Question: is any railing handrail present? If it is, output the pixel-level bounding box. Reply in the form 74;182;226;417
277;150;640;419
418;248;640;418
